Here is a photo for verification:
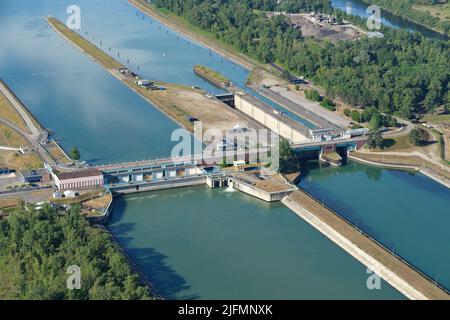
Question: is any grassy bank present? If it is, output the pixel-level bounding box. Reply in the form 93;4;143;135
47;17;249;134
47;17;122;70
0;92;27;132
194;65;230;87
47;17;194;130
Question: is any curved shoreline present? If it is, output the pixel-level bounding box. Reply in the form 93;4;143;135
355;0;448;38
348;153;450;189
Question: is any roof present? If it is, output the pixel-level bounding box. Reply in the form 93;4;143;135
56;169;103;180
21;169;46;177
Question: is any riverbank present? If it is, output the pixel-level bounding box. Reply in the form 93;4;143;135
47;17;258;136
0;80;69;168
129;0;259;71
356;0;449;37
349;151;450;189
282;190;449;300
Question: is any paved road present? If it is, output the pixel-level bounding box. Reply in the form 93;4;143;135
253;85;344;130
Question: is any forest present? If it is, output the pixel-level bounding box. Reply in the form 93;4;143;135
0;205;151;300
153;0;450;119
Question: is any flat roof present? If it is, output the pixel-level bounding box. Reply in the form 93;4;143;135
235;93;311;137
56;169;102;180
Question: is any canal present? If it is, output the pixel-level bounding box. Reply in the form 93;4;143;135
0;0;448;299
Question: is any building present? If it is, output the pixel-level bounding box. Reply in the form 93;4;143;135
0;168;14;175
53;169;104;190
233;93;311;144
20;169;49;183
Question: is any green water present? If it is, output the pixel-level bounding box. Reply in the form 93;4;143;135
108;186;404;299
300;161;450;290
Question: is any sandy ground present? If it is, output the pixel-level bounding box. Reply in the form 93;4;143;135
155;88;252;134
268;13;365;42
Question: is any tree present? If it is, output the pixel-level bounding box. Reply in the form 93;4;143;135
369;112;382;131
305;89;322;102
351;110;362;123
279;138;298;173
367;131;383;149
0;205;152;300
70;146;81;161
409;128;428;146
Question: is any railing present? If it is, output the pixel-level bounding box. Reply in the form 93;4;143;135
296;187;449;294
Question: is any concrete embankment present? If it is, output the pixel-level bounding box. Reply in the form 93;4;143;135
348;153;450;189
282;190;449;300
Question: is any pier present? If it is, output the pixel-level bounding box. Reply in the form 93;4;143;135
282;190;449;300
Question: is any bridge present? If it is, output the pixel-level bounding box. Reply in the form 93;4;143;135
96;136;366;193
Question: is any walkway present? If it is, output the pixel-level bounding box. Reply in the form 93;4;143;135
283;190;449;300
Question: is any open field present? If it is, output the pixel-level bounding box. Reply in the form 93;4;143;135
46;140;72;165
0;198;21;211
0;124;27;147
423;114;450;125
0;92;27;132
0;150;43;170
413;3;450;22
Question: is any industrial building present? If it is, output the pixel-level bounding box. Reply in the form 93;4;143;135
233;92;311;144
53;169;104;190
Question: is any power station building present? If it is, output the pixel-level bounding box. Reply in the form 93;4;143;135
53;169;104;190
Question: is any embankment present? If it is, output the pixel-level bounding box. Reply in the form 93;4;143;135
282;190;449;300
46;17;194;131
348;153;450;189
129;0;256;70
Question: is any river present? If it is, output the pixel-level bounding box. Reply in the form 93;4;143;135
331;0;448;40
0;0;448;299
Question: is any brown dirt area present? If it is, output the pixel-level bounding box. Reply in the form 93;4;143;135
283;13;365;42
0;92;27;132
0;150;43;170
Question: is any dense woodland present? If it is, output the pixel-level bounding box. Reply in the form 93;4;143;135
154;0;450;119
362;0;450;35
0;206;151;300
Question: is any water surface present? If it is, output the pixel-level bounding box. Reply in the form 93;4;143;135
108;186;404;299
300;161;450;290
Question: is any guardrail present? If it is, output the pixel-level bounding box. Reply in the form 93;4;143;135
297;187;449;294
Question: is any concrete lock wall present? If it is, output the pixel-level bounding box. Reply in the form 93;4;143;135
234;94;309;144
